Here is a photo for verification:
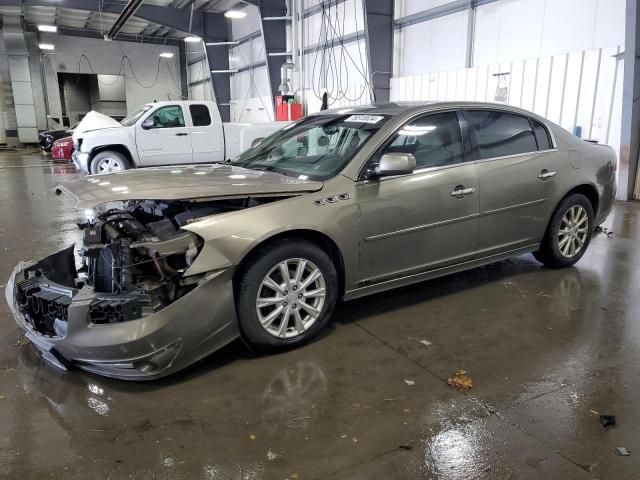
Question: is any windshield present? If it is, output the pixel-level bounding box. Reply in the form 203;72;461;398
121;105;152;127
231;114;389;181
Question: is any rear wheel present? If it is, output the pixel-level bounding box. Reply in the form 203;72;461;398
90;150;131;174
236;240;338;351
533;193;594;268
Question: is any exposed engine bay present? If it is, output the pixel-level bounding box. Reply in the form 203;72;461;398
15;196;280;337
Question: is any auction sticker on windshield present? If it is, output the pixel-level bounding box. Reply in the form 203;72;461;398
345;115;385;124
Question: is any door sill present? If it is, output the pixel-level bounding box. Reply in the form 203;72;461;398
343;244;539;301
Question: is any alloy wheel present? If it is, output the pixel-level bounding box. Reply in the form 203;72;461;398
256;258;326;339
558;205;589;258
96;157;124;173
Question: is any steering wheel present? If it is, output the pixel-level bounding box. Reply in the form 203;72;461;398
268;146;285;161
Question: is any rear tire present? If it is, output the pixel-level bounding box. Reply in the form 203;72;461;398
236;239;338;351
90;150;131;174
533;193;594;268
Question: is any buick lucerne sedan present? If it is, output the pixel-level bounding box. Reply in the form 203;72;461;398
6;102;616;380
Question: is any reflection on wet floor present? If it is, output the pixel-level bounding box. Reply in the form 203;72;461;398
1;151;639;479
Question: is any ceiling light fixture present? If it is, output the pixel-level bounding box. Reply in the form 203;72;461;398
184;36;201;43
159;52;174;58
224;10;247;19
38;25;57;33
39;43;55;50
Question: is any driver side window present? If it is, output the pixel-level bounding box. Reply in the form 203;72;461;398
382;111;464;169
147;106;185;129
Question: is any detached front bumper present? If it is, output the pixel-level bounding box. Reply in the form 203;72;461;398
6;248;240;381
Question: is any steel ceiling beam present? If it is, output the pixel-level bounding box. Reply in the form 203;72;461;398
0;0;194;33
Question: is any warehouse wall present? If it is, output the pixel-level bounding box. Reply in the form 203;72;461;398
227;0;371;120
392;0;626;156
41;35;182;125
300;0;371;113
394;0;626;76
187;42;214;102
228;5;274;122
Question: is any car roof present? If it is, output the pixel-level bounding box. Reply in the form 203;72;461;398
314;101;546;119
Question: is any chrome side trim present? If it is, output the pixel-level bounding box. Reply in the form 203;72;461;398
472;149;559;165
344;244;539;301
481;198;549;217
364;212;480;242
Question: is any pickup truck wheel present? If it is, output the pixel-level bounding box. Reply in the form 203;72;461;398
236;240;338;351
90;151;131;174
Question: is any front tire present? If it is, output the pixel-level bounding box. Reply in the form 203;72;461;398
90;150;131;174
236;239;338;351
533;193;594;268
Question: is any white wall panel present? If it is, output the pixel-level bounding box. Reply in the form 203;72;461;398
473;0;625;66
396;10;468;76
230;5;261;40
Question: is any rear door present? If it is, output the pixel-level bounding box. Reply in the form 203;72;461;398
188;103;224;163
463;109;558;256
357;110;480;283
135;104;192;165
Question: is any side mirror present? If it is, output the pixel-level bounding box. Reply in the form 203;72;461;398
141;117;155;129
376;152;416;177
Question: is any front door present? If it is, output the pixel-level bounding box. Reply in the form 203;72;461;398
463;110;558;256
136;104;192;166
357;111;480;283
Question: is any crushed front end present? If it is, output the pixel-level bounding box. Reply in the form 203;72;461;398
6;199;243;380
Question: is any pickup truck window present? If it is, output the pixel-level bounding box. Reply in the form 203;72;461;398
148;105;185;129
231;114;389;181
190;104;212;126
121;105;152;126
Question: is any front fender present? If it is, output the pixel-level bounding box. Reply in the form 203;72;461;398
181;177;359;287
81;128;139;164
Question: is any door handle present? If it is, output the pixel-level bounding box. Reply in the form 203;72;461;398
175;132;189;136
538;169;557;180
450;186;475;198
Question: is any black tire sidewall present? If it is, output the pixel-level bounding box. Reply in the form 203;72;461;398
540;193;594;268
236;240;338;350
90;151;131;174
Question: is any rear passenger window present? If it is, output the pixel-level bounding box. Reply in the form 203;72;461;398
383;112;464;169
190;104;212;126
531;119;551;150
464;110;538;159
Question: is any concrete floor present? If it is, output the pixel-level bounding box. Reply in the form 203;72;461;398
0;151;639;480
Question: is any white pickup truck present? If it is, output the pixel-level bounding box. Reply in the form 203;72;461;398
72;100;288;174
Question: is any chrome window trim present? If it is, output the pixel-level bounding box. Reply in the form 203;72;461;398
471;148;559;164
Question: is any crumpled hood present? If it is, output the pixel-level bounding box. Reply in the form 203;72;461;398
55;164;324;209
72;111;122;141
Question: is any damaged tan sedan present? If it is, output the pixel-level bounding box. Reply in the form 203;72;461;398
6;102;616;380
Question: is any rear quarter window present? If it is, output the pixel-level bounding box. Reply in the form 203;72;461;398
531;119;552;150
